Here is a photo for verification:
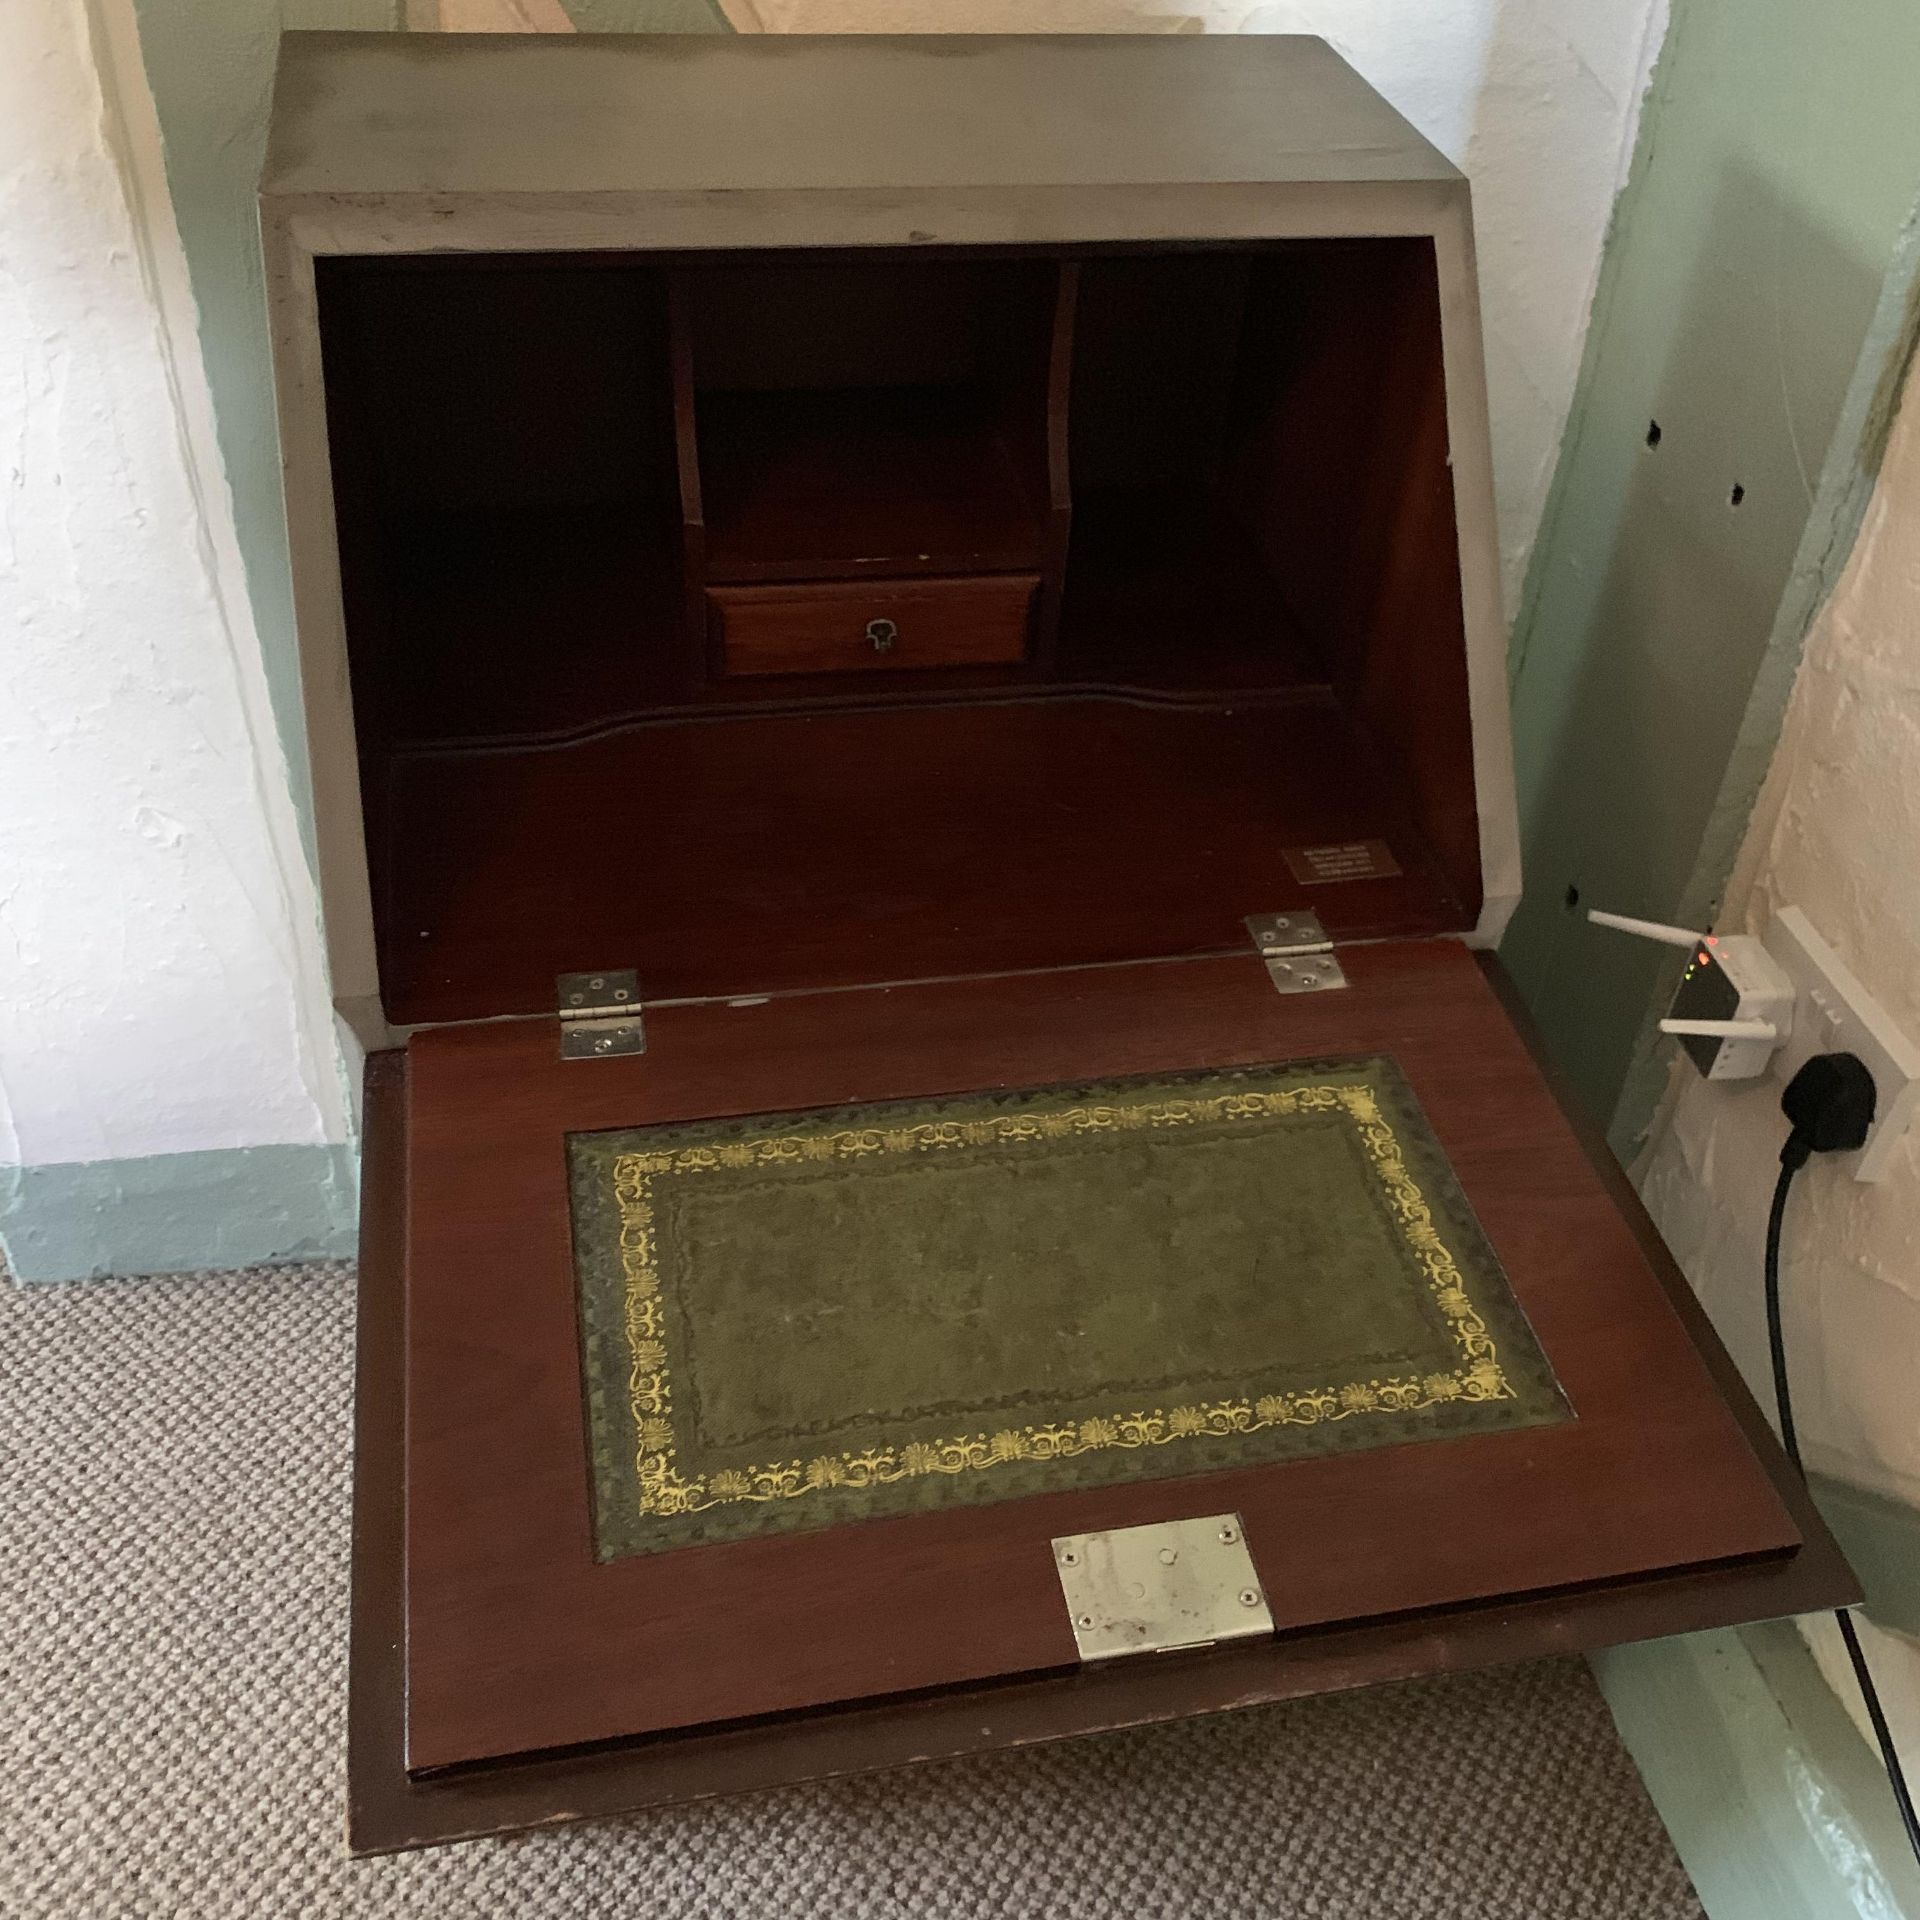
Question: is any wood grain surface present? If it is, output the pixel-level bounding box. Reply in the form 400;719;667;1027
379;694;1469;1024
711;574;1038;678
350;956;1857;1849
398;940;1819;1772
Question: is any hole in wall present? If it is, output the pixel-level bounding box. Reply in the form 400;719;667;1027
1564;883;1581;912
1729;483;1746;506
1645;420;1662;448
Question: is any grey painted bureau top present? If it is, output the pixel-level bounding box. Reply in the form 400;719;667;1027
261;33;1458;203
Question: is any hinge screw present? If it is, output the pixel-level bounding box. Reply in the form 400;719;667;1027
1239;1588;1261;1608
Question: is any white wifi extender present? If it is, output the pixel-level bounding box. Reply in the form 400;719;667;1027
1587;910;1795;1082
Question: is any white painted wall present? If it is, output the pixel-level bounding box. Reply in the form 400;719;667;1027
1638;356;1920;1762
0;0;347;1176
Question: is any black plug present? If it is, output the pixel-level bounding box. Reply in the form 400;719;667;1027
1779;1051;1877;1170
1764;1048;1920;1871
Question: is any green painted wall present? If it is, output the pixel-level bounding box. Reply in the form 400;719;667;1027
2;1146;358;1284
1500;0;1920;1139
1595;1624;1920;1918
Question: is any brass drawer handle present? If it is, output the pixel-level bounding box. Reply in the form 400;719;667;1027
864;617;898;654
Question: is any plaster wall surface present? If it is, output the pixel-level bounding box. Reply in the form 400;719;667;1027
1637;353;1920;1770
0;0;349;1277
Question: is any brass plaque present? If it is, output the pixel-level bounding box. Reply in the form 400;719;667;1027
1282;839;1403;885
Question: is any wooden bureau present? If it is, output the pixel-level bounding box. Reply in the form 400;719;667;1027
259;31;1854;1852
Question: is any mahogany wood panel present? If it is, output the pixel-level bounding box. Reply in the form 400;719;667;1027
1036;263;1078;666
317;257;692;745
711;573;1038;678
322;241;1494;1027
1055;494;1327;693
351;973;1856;1852
1224;242;1482;918
676;258;1059;588
667;273;707;677
400;939;1822;1773
378;694;1467;1024
319;244;1484;747
697;388;1048;585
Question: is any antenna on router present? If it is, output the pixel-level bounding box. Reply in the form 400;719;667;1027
1586;908;1705;951
1659;1016;1782;1041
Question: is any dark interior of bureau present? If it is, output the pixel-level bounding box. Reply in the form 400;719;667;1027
317;241;1483;1025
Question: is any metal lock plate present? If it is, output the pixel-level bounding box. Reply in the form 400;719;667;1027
557;969;646;1059
1052;1512;1273;1662
1245;909;1348;996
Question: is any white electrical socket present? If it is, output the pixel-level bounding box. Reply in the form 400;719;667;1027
1591;902;1920;1179
1762;907;1920;1183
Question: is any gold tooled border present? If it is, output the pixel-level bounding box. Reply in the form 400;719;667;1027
610;1083;1511;1518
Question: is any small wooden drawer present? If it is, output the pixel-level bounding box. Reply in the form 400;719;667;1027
710;574;1038;678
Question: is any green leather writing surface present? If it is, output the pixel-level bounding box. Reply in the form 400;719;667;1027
568;1057;1568;1560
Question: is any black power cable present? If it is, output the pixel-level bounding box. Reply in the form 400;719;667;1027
1763;1053;1920;1872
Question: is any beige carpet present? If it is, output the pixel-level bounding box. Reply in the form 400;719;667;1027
0;1260;1704;1920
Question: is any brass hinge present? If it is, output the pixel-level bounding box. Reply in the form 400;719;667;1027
556;970;646;1059
1245;910;1347;995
